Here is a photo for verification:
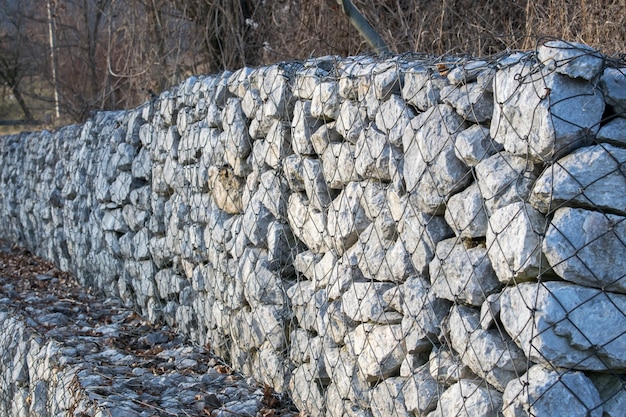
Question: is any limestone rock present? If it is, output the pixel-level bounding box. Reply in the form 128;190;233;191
311;81;340;120
475;152;536;215
341;281;395;323
326;182;370;255
486;202;549;283
264;120;292;169
289;363;326;417
402;69;448;111
282;154;305;192
355;124;402;182
543;207;626;293
322;142;359;190
538;40;604;81
223;98;252;160
287;192;331;254
600;67;626;116
292;100;324;155
454;124;502;167
491;61;604;162
403;104;470;214
335;100;367;144
352;222;414;284
370;377;411;417
597;117;626;147
310;122;342;155
375;94;415;147
347;323;406;381
402;363;439;416
398;209;452;275
447;60;490;85
530;144;626;216
299;159;331;213
590;374;626;417
500;281;626;371
444;182;488;238
430;380;503;417
400;276;450;352
441;82;494;123
429;345;477;386
429;237;501;306
503;364;602;417
448;305;527;392
207;165;243;214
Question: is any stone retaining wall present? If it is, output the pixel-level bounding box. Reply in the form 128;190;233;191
1;40;625;416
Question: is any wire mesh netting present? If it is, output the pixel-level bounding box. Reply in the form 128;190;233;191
0;38;625;416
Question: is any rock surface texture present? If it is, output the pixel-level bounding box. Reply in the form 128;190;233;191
1;41;625;416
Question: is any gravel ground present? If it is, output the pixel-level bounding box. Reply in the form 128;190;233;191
0;239;300;417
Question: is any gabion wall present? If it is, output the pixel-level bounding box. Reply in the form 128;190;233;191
1;40;625;416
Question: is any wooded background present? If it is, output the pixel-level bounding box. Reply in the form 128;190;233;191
1;0;624;131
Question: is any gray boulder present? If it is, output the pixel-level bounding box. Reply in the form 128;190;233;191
486;202;549;283
530;144;626;216
501;281;626;371
491;61;604;162
503;364;602;417
544;207;626;293
538;40;604;80
429;380;503;417
430;237;501;306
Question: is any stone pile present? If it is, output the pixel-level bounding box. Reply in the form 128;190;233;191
1;40;625;416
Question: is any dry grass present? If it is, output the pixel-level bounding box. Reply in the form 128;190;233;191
244;0;625;63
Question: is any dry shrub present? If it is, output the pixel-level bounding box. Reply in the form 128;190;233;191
238;0;625;66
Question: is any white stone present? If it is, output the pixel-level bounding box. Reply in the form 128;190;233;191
322;142;359;189
429;345;477;386
335;100;367;144
287;192;331;254
454;124;502;167
503;364;602;417
292;100;324;155
341;281;395;323
431;380;503;417
403;104;470;213
448;305;527;392
348;323;406;381
600;67;626;116
310;122;342;156
375;95;415;147
326;182;370;255
530;144;626;216
402;69;448;111
544;207;626;293
538;40;604;81
444;182;488;238
355;124;401;181
370;377;411;417
402;363;439;415
401;276;450;352
491;61;604;162
441;82;493;123
398;209;452;275
487;202;549;283
500;281;626;371
429;237;501;306
475;152;536;215
311;81;340;120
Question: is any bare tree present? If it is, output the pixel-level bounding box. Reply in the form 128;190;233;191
0;0;38;123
